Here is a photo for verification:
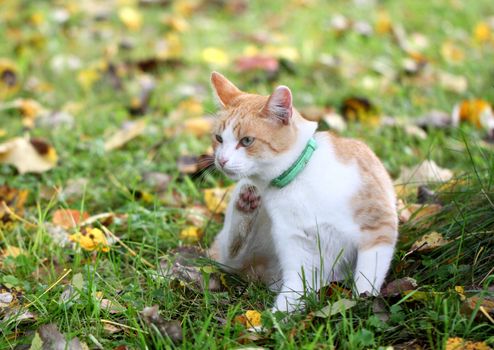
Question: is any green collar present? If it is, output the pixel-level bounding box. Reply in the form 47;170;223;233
270;137;318;188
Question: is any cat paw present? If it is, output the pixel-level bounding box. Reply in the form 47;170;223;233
236;185;261;213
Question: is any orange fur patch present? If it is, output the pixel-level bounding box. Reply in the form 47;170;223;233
327;132;398;250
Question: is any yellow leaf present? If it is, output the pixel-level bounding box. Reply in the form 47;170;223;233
118;7;142;31
179;226;202;242
104;120;147;151
184;117;213;137
265;46;300;61
77;67;101;90
441;41;465;64
203;186;233;214
455;286;466;301
69;227;110;252
473;22;492;43
201;47;230;67
0;137;57;174
0;59;20;100
375;10;392;34
0;129;6;137
445;337;492;350
13;98;47;128
1;246;25;258
244;310;262;327
411;231;450;252
155;33;183;59
162;15;189;32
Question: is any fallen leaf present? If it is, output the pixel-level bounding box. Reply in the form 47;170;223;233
438;72;468;94
201;47;230;67
0;185;28;226
177;154;214;175
314;298;357;318
203;186;233;214
235;310;263;328
184;205;212;227
0;137;58;174
183;117;214;137
0;58;20;99
103;322;123;335
445;337;492;350
141;305;183;343
461;295;494;323
410;231;450;252
104;119;147;151
52;209;90;229
473;22;492;43
69;227;110;252
29;331;43;350
100;298;126;314
38;323;86;350
381;277;418;297
119;7;142;31
396;160;453;186
341;97;380;126
235;55;279;73
142;172;172;193
179;226;203;243
375;10;392;35
441;41;464;64
452;99;494;130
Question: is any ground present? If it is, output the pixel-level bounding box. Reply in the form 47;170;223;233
0;0;493;349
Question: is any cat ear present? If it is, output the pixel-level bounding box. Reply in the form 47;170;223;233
210;71;241;108
262;86;293;125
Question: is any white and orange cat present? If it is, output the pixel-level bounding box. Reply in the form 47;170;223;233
208;72;398;312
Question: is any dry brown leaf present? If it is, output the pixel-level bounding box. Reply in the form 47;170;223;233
235;310;263;328
38;323;86;350
100;298;126;314
0;137;57;174
396;160;453;186
103;322;123;335
461;295;494;322
52;209;90;229
0;185;28;226
410;231;450;252
235;55;279;73
381;277;418;297
141;305;183;343
104;120;146;151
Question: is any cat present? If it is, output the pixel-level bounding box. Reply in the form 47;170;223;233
208;72;398;312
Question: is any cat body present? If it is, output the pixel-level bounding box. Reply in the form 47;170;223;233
209;72;398;312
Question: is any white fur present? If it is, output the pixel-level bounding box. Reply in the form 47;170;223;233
213;115;397;312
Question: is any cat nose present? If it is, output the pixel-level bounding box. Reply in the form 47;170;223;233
218;157;228;167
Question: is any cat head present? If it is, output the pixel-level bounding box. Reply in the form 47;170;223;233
210;72;316;181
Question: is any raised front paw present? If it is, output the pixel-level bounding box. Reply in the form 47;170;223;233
236;185;261;213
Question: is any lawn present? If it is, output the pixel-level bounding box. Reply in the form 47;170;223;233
0;0;493;349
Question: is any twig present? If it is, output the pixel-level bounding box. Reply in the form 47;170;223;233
101;226;155;269
101;319;149;334
24;268;72;308
479;306;494;324
1;202;37;228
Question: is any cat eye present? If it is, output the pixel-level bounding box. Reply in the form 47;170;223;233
215;134;223;143
239;136;255;147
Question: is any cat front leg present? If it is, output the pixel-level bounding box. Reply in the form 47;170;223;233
354;243;395;296
209;182;261;265
271;233;320;313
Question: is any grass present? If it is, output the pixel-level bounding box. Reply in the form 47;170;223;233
1;0;494;348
